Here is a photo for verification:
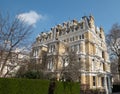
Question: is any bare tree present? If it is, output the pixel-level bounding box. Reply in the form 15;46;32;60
106;23;120;78
60;50;82;82
0;12;32;77
111;58;120;83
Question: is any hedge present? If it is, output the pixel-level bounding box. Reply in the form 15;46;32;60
0;78;80;94
55;81;80;94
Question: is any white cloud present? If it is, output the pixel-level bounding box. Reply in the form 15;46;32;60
17;11;43;26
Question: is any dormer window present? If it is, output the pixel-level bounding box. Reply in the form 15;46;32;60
99;34;102;38
80;24;83;29
75;26;78;31
59;31;62;36
56;28;58;32
71;28;74;32
66;30;70;33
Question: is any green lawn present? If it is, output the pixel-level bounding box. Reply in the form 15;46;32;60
0;78;80;94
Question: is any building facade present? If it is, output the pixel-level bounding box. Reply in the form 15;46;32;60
32;15;112;94
0;48;29;77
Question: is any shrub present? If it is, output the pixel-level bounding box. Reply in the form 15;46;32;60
16;70;45;79
0;78;49;94
0;78;80;94
55;81;80;94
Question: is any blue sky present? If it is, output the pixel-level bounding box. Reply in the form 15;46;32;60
0;0;120;40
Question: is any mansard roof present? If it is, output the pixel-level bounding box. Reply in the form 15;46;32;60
38;15;94;36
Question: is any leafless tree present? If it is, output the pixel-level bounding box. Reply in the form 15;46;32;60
0;12;33;77
110;58;120;83
29;50;48;71
60;50;82;82
106;23;120;79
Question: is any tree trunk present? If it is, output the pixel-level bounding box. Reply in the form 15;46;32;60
0;71;3;77
118;56;120;80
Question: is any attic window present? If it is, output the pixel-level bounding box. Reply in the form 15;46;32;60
59;31;62;36
71;28;74;32
81;25;83;29
66;30;69;33
75;26;79;31
99;34;102;38
96;31;97;34
80;22;84;29
56;28;58;32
